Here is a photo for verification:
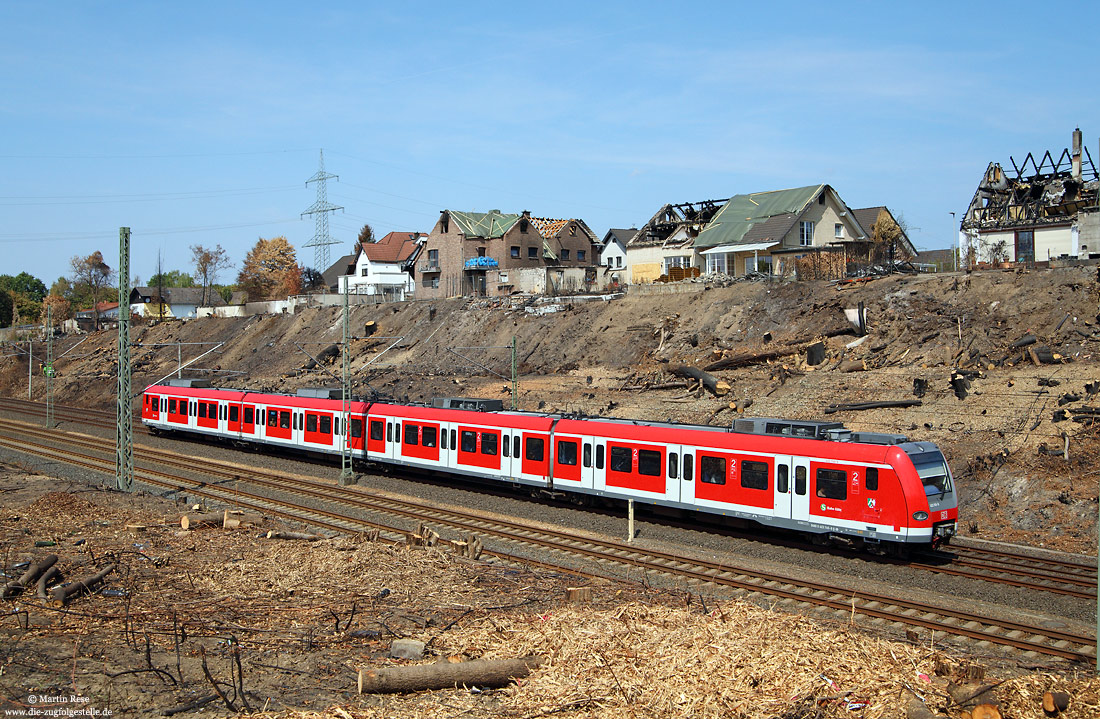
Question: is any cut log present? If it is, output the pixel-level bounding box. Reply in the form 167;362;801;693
265;531;322;541
1043;690;1070;715
180;513;223;530
222;510;262;529
905;694;937;719
566;587;592;603
2;554;58;599
49;563;116;607
36;566;62;601
805;342;826;366
363;320;378;337
838;359;866;373
669;365;730;397
972;704;1002;719
358;655;543;694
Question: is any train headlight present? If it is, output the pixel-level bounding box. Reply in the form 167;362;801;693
912;511;929;521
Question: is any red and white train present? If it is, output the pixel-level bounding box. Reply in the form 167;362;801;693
141;380;958;550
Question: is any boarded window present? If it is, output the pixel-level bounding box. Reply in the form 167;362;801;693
741;460;769;490
557;440;578;466
701;456;726;485
816;468;847;500
609;446;632;473
525;436;544;461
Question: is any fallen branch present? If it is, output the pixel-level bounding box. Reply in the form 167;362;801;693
265;531;322;541
35;566;62;601
161;694;217;716
49;563;116;607
358;655;544;694
669;365;730;397
2;554;58;599
824;400;922;414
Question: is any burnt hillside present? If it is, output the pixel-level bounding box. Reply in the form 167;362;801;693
3;266;1099;553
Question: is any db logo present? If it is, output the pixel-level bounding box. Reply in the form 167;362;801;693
940;511;948;520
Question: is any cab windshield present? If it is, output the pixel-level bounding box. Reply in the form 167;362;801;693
913;456;952;497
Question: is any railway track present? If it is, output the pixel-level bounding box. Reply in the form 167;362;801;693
0;417;1095;664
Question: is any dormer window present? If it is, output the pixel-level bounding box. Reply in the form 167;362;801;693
520;219;529;233
441;215;450;233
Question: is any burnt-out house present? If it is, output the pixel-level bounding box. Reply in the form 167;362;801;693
416;209;598;298
623;199;727;283
961;128;1099;266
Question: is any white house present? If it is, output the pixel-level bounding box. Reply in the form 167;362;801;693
129;287;226;319
336;232;426;301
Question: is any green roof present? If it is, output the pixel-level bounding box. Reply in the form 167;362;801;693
693;185;824;250
447;210;521;238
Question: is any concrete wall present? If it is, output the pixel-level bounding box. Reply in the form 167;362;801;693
1080;210;1100;255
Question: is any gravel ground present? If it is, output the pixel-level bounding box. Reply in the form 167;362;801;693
2;409;1094;645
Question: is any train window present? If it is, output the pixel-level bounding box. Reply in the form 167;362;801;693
795;466;806;495
461;431;477;453
638;450;661;476
260;409;266;425
280;411;291;429
394;423;401;442
865;467;878;491
741;460;769;490
668;453;678;479
777;464;789;493
596;444;605;469
441;429;447;449
513;436;519;457
503;435;510;457
451;429;457;449
320;416;332;434
351;419;363;438
306;415;318;433
244;407;254;424
199;403;207;419
229;406;239;423
422;426;437;447
683;454;693;481
816;469;847;501
700;456;726;484
370;420;383;441
169;399;177;414
557;440;578;466
609;446;631;473
404;424;419;446
525;437;544;462
583;443;592;468
481;433;498;455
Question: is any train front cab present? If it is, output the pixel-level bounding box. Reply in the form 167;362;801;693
898;442;957;547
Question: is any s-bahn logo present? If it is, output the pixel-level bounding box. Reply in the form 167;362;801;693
867;498;876;509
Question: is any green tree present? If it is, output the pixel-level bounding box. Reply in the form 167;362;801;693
0;272;47;302
146;270;195;287
0;291;12;328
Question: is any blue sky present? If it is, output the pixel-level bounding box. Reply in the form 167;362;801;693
2;1;1096;287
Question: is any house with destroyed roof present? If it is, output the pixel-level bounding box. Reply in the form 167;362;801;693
416;209;599;298
691;185;870;277
623;199;727;283
961;128;1100;266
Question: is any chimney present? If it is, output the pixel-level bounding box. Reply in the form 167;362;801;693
1072;127;1082;181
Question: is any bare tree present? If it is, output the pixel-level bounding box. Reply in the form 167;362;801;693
357;223;375;245
190;244;231;306
69;251;115;330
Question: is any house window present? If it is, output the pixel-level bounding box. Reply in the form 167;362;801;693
561;249;570;261
520;219;529;233
705;254;728;274
799;221;815;246
431;277;439;288
476;247;486;257
577;250;585;262
499;272;508;283
361;267;369;276
834;223;844;239
616;256;623;268
510;246;520;258
428;249;438;265
528;246;538;259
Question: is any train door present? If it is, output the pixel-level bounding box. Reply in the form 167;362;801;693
674;445;695;505
790;456;811;522
241;405;255;436
774;456;793;518
439;423;457;470
590;437;607;491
